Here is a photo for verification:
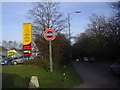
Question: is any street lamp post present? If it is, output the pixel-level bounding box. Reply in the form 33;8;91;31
68;11;81;60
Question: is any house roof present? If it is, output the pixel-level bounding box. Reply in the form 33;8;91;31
0;46;8;52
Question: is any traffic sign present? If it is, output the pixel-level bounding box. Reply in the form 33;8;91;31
43;29;57;41
43;29;57;72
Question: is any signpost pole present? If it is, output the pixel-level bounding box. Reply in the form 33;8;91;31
43;29;56;72
49;40;53;72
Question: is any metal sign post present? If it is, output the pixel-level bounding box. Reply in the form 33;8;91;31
43;29;57;72
49;40;53;72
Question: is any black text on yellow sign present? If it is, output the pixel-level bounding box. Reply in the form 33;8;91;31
22;23;32;45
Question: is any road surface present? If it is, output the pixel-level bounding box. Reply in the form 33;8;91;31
72;61;120;88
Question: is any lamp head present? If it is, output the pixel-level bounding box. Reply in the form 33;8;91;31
75;11;81;13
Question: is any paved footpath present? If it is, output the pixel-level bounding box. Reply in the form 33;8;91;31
72;61;120;88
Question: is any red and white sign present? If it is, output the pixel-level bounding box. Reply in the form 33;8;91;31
23;44;32;56
23;45;32;50
43;29;57;41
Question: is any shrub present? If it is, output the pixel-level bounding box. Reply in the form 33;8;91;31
35;33;70;70
24;58;49;71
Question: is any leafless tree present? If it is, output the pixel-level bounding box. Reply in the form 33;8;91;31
27;2;67;36
27;2;69;69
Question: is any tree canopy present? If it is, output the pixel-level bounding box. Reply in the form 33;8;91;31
72;2;120;61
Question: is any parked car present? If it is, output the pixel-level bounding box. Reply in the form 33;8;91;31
79;58;83;61
110;59;120;75
89;57;97;62
12;56;29;65
0;57;14;65
30;54;42;59
83;57;89;62
76;58;79;62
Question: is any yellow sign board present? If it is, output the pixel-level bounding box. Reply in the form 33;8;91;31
22;23;32;45
8;52;14;56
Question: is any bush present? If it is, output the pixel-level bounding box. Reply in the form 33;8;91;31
35;33;70;70
24;58;49;71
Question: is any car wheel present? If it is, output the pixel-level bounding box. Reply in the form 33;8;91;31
13;61;17;65
7;61;12;65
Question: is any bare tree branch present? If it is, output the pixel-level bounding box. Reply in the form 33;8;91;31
27;2;67;36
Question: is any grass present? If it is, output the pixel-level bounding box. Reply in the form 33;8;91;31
2;63;82;88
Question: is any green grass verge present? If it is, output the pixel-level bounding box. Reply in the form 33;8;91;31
2;63;82;88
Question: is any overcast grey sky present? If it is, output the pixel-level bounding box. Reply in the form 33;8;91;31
2;2;114;43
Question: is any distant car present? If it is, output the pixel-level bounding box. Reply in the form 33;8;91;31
76;59;79;62
0;57;14;65
83;57;89;62
75;57;83;62
110;59;120;75
78;58;83;61
30;54;42;59
12;56;29;65
89;57;97;62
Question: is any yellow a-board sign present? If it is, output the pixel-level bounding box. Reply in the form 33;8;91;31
8;52;14;56
22;23;32;45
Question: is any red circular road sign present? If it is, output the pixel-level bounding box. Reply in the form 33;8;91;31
43;29;57;41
